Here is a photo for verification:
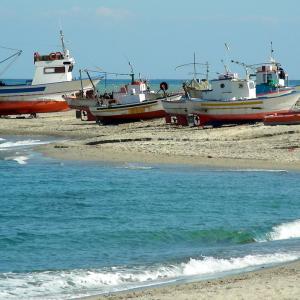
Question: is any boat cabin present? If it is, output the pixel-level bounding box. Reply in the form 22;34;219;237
200;73;256;101
31;31;75;86
255;63;288;95
113;80;150;104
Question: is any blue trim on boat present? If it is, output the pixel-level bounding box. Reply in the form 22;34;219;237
95;100;159;111
0;86;46;94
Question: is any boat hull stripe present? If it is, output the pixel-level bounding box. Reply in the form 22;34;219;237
0;87;46;94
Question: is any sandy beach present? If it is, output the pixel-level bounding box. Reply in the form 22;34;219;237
1;110;300;170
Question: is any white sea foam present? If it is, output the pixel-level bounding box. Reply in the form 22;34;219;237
118;163;153;170
180;253;298;276
266;220;300;241
0;139;50;150
0;138;5;141
0;252;299;299
226;169;288;173
4;155;30;165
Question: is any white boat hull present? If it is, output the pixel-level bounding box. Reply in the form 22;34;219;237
90;94;181;123
162;90;300;126
0;79;100;115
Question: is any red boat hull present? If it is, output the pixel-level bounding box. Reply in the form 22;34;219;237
195;110;291;126
264;112;300;125
0;100;69;115
165;110;291;127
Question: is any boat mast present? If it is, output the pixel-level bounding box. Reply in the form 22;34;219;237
223;42;231;74
0;49;22;65
0;46;22;77
79;69;84;96
175;53;209;81
205;61;209;81
193;52;196;79
85;69;97;92
60;30;69;57
128;61;134;83
270;41;275;63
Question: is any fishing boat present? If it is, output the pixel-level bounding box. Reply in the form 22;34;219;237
162;71;300;127
66;73;181;124
0;31;100;116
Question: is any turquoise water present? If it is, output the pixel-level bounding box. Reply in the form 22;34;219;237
96;79;185;93
97;79;300;94
0;136;300;299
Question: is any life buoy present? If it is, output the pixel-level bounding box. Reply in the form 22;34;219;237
55;52;62;60
160;81;169;91
194;115;201;126
171;116;177;124
49;53;56;60
81;110;88;121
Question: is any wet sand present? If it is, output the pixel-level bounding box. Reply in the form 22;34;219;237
1;110;300;170
78;260;300;300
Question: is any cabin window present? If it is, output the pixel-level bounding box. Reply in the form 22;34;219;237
44;67;55;74
68;65;73;72
54;67;66;73
263;74;267;83
239;83;244;88
44;67;66;74
220;83;225;88
249;82;255;89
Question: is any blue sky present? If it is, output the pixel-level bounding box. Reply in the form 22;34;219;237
1;0;300;79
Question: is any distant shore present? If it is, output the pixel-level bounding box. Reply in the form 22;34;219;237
77;259;300;300
1;110;300;171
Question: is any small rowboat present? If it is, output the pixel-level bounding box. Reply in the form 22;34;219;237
264;112;300;125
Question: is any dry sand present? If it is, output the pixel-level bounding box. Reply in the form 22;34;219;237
1;110;300;170
1;111;300;299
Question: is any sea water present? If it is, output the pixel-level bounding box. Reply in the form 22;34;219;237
0;136;300;299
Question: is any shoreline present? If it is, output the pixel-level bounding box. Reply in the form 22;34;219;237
77;259;300;300
38;145;300;171
1;111;300;171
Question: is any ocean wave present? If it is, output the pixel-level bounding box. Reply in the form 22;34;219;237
257;220;300;242
226;169;288;173
0;252;298;299
4;155;29;165
0;139;50;150
117;163;154;170
0;138;5;141
146;229;255;245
